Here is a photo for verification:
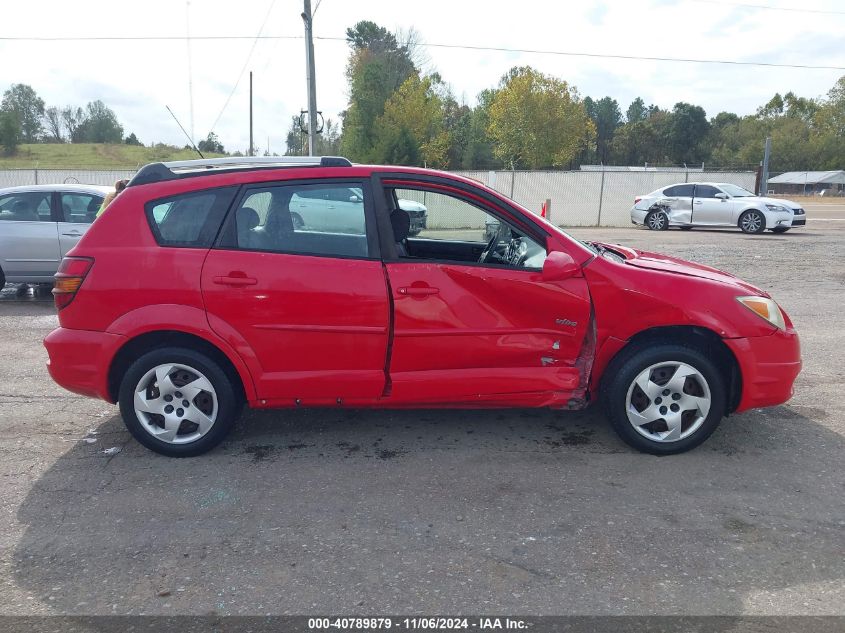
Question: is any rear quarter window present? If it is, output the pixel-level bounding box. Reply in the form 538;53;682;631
145;187;237;247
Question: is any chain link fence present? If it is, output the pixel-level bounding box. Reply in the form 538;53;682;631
0;167;756;228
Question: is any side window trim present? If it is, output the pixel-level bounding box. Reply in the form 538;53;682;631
215;178;380;260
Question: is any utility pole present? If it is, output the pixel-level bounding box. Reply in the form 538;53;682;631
249;71;254;156
301;0;318;156
760;136;771;196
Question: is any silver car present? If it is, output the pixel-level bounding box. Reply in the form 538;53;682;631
631;182;806;234
0;184;111;286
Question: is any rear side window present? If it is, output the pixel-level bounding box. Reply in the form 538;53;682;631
0;192;52;222
663;184;694;197
146;187;236;247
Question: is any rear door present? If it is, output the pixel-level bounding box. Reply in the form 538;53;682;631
378;179;592;405
201;179;390;403
692;184;733;225
661;184;694;224
57;191;104;256
0;190;60;282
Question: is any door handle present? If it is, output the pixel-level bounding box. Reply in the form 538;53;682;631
62;231;83;236
397;286;439;297
694;201;703;205
213;274;257;287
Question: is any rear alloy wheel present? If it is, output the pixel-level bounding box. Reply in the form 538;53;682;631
645;209;669;230
602;344;726;455
739;210;765;234
118;347;240;457
771;226;790;233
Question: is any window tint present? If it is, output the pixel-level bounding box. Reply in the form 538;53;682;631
60;193;103;224
663;184;694;197
232;183;369;258
694;185;721;198
391;188;546;269
146;187;236;247
0;192;52;222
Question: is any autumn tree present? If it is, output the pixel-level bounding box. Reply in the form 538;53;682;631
487;67;594;169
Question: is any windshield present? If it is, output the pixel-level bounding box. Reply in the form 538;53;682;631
719;184;756;198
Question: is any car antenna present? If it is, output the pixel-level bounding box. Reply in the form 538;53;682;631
166;105;205;159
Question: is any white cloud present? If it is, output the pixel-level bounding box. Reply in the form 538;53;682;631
1;0;843;155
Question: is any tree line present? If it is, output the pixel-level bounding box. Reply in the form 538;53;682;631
285;20;845;172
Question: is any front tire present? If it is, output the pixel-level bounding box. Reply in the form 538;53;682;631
118;347;241;457
645;209;669;230
601;344;726;455
739;210;765;234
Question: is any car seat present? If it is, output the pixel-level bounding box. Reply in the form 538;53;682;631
390;208;411;257
236;207;262;249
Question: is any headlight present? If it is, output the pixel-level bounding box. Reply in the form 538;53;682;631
765;203;787;212
737;296;786;330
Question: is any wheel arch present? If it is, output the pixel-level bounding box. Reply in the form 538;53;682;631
595;325;742;414
107;330;251;405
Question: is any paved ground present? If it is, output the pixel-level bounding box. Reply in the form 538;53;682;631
0;221;842;616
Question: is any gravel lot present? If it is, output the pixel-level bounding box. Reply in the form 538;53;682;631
0;221;842;616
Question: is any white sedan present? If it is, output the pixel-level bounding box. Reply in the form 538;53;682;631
631;182;806;234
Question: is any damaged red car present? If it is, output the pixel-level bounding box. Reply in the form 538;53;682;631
43;158;801;457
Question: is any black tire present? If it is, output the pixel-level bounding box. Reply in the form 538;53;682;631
118;347;241;457
600;344;726;455
771;226;790;233
644;209;669;230
0;267;5;290
738;210;765;234
680;226;693;231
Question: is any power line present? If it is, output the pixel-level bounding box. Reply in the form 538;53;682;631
208;0;278;135
690;0;845;16
1;34;843;71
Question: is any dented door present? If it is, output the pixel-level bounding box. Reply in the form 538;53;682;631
385;261;593;404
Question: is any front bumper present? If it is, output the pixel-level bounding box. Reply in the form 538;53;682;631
44;327;126;402
725;328;801;412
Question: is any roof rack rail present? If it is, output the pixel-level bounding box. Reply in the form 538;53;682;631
128;155;352;187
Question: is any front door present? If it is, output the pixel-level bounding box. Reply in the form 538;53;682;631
0;189;59;282
380;181;592;404
201;180;390;403
692;184;734;225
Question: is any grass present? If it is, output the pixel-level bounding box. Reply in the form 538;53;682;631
0;144;226;169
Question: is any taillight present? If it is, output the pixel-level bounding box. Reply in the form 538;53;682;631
634;197;642;204
53;257;94;309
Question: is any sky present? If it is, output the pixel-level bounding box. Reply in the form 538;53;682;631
2;0;844;155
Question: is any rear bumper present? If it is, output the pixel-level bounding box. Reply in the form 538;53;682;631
44;327;126;402
725;328;801;412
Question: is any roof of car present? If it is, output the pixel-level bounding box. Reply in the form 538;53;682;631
0;184;113;195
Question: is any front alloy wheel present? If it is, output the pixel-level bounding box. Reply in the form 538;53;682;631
602;344;726;454
739;210;765;234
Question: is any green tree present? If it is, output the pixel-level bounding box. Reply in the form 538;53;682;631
76;100;123;143
585;96;622;164
487;66;594;169
339;21;418;161
1;84;45;143
124;132;142;146
197;132;224;154
0;110;21;155
669;102;709;165
626;97;648;123
44;106;64;142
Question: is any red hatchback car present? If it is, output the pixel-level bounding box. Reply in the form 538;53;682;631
44;157;801;457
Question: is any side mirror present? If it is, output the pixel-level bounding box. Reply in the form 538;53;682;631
349;195;362;203
715;192;729;200
542;251;579;282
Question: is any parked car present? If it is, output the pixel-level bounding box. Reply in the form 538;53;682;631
0;184;111;287
44;157;801;457
631;182;806;233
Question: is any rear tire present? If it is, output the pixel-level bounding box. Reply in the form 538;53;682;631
118;347;241;457
739;210;765;234
601;344;726;455
645;209;669;230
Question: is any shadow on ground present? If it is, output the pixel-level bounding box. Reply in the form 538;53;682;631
10;402;845;615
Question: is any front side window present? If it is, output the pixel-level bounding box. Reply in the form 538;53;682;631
231;183;370;258
0;192;52;222
146;187;236;247
694;185;721;199
60;193;103;224
390;187;546;270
